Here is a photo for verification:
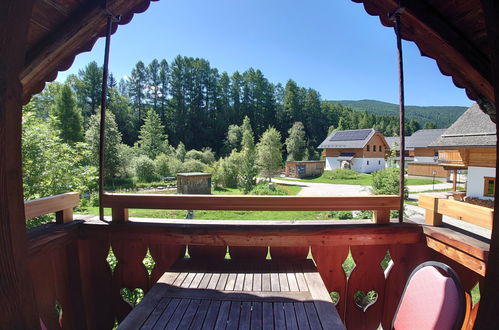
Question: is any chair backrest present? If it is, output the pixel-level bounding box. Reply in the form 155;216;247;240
392;261;465;330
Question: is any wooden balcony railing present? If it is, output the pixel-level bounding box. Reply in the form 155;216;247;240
438;150;465;166
25;193;488;329
25;192;80;224
101;193;400;224
419;194;493;229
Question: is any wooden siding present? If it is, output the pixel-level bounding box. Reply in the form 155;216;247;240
324;148;358;158
407;163;450;178
468;148;496;168
439;148;496;168
285;161;324;178
414;147;438;157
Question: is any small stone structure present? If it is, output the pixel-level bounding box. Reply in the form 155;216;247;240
285;161;325;178
177;172;212;194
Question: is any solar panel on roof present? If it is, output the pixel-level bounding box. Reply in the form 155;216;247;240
329;129;371;141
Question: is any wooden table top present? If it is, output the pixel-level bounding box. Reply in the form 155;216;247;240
118;259;345;330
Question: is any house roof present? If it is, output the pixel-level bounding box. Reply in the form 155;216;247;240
318;128;376;149
385;129;446;151
20;0;496;122
429;104;496;148
405;129;446;149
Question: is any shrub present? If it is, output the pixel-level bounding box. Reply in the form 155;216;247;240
330;210;353;219
354;210;373;219
133;156;158;182
249;183;288;195
185;148;216;165
155;154;171;177
372;167;408;199
181;159;206;173
327;169;360;180
211;152;240;188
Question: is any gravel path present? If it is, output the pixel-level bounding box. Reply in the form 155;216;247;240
273;178;371;196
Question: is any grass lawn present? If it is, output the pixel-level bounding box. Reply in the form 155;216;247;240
213;183;301;196
79;206;335;221
276;171;443;186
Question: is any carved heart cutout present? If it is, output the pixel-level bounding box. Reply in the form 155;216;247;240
120;288;145;307
354;290;378;312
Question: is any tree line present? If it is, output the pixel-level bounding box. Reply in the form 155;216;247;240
23;55;424;201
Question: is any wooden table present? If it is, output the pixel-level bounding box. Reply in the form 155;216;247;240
119;259;345;329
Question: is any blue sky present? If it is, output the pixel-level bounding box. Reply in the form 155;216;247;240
57;0;472;107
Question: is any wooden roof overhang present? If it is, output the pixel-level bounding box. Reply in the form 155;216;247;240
21;0;158;103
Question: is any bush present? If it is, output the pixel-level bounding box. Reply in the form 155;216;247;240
327;169;360;180
354;210;373;219
155;154;171;177
185;148;215;165
212;151;240;188
133;156;158;182
249;183;288;195
330;210;353;219
372;167;408;199
181;159;206;173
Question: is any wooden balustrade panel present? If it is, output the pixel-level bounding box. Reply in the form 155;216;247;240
52;241;86;330
149;243;186;283
381;243;429;330
111;237;150;322
345;245;388;330
78;237;115;330
188;245;227;259
311;246;349;321
271;246;309;259
29;250;60;329
229;246;268;259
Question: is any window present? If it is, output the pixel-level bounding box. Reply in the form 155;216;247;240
373;145;376;152
379;145;382;152
378;160;381;165
296;165;306;175
367;160;370;165
367;145;370;151
484;177;496;197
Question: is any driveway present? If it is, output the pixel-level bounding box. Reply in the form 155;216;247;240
272;178;371;196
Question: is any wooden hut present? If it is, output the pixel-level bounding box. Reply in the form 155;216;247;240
1;0;499;328
285;160;325;178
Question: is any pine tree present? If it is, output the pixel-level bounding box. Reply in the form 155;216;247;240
239;116;257;192
75;61;102;117
52;84;83;144
137;109;168;159
256;127;282;182
285;122;306;161
129;61;147;121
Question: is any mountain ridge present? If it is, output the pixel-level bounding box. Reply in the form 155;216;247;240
328;99;468;128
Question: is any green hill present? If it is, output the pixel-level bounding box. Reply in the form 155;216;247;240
328;99;468;128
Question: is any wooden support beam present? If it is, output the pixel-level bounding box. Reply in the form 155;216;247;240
372;209;390;224
453;168;458;191
0;0;39;328
476;0;499;326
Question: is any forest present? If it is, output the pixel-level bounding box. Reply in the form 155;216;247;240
23;55;425;201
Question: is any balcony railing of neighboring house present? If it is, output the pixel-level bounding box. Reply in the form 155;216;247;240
438;150;466;166
419;194;493;230
26;192;487;329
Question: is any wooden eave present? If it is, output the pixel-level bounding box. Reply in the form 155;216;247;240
21;0;159;103
353;0;494;115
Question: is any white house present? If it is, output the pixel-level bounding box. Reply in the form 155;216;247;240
318;128;389;173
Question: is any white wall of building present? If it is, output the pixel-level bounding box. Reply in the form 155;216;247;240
467;166;495;200
414;156;437;163
325;157;385;173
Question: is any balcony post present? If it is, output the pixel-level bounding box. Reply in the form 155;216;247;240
372;209;390;224
418;194;443;226
112;207;129;222
0;0;39;328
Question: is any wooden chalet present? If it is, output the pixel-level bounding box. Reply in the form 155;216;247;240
285;160;325;178
318;128;389;173
2;0;499;329
431;104;497;199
